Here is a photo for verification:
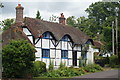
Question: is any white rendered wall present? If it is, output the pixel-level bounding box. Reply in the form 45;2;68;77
35;48;41;58
50;49;55;58
86;45;94;64
50;40;55;48
35;39;41;47
56;41;61;49
61;41;67;50
42;39;49;48
28;36;33;43
23;28;31;35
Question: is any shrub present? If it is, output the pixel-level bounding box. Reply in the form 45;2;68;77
59;61;65;69
33;61;46;77
41;67;85;78
109;55;119;68
79;57;87;67
83;64;103;73
48;60;54;71
2;40;35;78
95;56;109;67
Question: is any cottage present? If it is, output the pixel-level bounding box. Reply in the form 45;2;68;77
2;4;95;68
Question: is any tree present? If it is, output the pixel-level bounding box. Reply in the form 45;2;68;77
0;18;15;31
67;16;99;39
0;3;4;8
85;1;120;54
36;10;42;19
85;2;120;25
66;16;76;27
49;15;58;22
2;40;35;78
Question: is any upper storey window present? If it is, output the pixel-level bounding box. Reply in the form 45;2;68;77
42;32;52;39
61;35;70;41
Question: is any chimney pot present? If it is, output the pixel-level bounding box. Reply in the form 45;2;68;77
18;4;21;6
59;13;66;25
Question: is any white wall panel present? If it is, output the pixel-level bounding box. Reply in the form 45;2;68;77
56;42;61;49
28;36;33;43
23;28;31;35
35;39;41;47
56;50;61;58
50;49;55;58
77;60;79;66
50;40;55;48
62;41;67;50
56;59;61;65
42;58;47;65
68;42;72;50
46;59;50;66
35;48;41;57
42;39;49;48
35;38;39;43
73;46;77;50
68;51;72;58
77;52;81;59
68;60;72;66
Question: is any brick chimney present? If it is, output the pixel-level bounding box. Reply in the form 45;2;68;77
59;13;66;25
15;4;24;23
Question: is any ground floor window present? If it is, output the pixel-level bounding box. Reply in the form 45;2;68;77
42;49;50;58
61;50;68;59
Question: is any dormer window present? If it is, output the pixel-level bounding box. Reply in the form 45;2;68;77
61;36;70;41
42;32;51;39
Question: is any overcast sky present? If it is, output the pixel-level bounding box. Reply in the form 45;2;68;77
0;0;102;21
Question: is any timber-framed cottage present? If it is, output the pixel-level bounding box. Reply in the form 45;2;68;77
2;4;95;68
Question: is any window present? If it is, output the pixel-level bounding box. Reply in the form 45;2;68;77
61;50;68;59
42;49;50;58
42;32;50;39
61;36;70;41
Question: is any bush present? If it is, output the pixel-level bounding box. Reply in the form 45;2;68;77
79;57;87;67
48;60;54;71
39;64;103;78
109;55;119;68
83;64;103;73
33;61;46;77
40;67;85;78
59;61;65;69
2;40;35;78
95;56;109;67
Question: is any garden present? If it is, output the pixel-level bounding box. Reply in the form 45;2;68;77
33;61;103;78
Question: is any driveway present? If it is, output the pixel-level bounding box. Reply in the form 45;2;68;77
74;69;119;78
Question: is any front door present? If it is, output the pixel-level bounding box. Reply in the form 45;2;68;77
73;51;77;66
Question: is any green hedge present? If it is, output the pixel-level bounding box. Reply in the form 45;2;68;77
33;61;46;77
109;55;119;68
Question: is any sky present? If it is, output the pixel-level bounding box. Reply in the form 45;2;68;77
0;0;102;22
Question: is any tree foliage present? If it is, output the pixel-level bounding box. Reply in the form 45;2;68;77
0;3;4;8
2;40;35;78
36;10;42;19
67;2;120;54
49;15;58;22
0;18;15;31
